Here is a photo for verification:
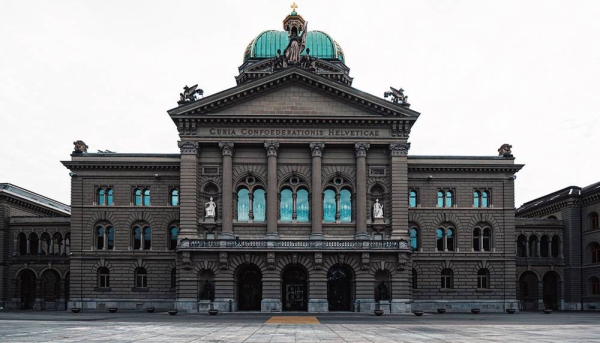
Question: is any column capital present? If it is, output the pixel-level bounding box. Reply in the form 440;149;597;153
264;141;280;157
178;141;199;155
310;142;325;157
219;142;235;156
354;142;370;158
389;142;410;157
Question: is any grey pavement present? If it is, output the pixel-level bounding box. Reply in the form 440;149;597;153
0;310;599;342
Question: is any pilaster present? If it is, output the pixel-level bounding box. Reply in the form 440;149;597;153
310;143;324;240
178;141;200;239
355;143;370;240
265;141;280;240
389;143;410;239
219;142;235;239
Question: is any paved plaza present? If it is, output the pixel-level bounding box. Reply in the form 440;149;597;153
0;311;599;342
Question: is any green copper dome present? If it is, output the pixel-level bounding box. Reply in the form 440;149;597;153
244;30;345;62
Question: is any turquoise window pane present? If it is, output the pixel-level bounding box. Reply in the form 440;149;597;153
107;227;114;249
134;189;142;206
323;189;336;222
297;189;309;222
107;189;113;206
98;189;105;205
340;189;352;223
446;228;455;251
437;191;444;207
445;191;453;207
409;191;417;207
410;228;418;251
171;227;179;240
280;189;293;222
473;191;480;207
237;189;249;221
143;189;151;206
134;226;141;249
97;226;104;237
143;227;151;250
253;189;266;221
482;191;489;207
171;189;179;206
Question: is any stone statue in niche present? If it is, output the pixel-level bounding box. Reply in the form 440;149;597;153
205;197;216;218
373;199;384;219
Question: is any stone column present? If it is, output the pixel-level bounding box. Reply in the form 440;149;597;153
355;143;370;239
178;141;200;240
219;142;235;239
389;143;410;240
264;141;280;239
538;281;544;309
26;237;30;254
536;240;541;257
310;143;325;240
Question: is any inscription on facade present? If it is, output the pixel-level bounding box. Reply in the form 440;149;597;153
208;128;382;137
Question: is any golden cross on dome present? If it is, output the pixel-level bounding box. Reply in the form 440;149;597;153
291;2;298;12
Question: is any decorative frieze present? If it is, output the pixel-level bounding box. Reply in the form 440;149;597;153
180;239;409;251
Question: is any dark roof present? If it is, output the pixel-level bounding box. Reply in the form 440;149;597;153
517;181;600;215
0;183;71;215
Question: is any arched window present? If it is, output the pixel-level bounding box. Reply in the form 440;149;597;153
441;268;453;289
410;226;419;251
436;226;456;252
236;177;266;222
98;267;110;288
134;188;142;206
590;277;600;295
517;234;527;257
97;188;105;205
143;189;151;206
52;232;63;255
97;187;113;205
409;190;418;207
171;268;176;289
473;190;490;208
323;176;353;223
279;176;310;223
198;270;215;301
40;232;51;255
437;190;454;207
17;232;27;255
591;242;600;263
134;267;147;288
133;225;151;250
473;226;492;252
589;212;599;230
170;189;179;206
477;268;490;289
95;224;114;250
169;226;179;250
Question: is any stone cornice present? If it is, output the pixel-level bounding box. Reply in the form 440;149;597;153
62;161;180;171
408;164;524;173
168;68;420;119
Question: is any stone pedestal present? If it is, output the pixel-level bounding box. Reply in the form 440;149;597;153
261;298;282;312
213;298;235;312
391;299;411;313
198;300;213;312
308;298;329;313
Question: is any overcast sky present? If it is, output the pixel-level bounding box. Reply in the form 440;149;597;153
1;0;599;207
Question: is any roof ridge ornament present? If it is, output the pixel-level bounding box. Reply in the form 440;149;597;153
384;87;410;107
178;84;203;105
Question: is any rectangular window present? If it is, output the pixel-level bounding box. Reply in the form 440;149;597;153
477;275;488;289
100;274;110;288
136;275;147;288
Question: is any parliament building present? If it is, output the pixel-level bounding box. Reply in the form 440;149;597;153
2;7;597;313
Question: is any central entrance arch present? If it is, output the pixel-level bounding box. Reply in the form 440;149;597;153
19;269;36;310
327;264;354;311
236;264;262;311
543;271;560;310
282;265;308;311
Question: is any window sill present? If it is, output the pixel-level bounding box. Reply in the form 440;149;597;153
94;287;111;292
439;288;457;293
131;287;149;292
476;288;493;293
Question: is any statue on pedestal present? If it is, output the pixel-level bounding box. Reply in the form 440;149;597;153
373;199;384;219
205;197;216;218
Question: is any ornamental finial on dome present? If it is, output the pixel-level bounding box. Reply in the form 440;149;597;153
283;3;305;35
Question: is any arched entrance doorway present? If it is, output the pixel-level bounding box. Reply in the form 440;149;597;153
40;269;61;310
543;271;560;310
327;264;354;311
518;271;539;310
237;264;262;311
282;266;308;311
19;269;36;310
